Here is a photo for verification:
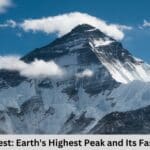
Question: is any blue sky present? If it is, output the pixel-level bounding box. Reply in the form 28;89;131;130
0;0;150;62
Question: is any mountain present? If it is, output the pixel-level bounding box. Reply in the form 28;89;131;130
21;24;150;84
90;104;150;134
0;24;150;134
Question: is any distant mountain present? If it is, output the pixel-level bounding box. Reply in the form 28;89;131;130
90;104;150;134
0;24;150;134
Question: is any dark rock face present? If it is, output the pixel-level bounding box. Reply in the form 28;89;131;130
38;79;53;89
60;112;95;134
95;42;136;64
21;24;108;63
90;105;150;134
0;70;26;88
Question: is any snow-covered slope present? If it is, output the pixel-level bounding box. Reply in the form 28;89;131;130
0;24;150;134
0;79;150;134
89;37;150;84
98;55;150;84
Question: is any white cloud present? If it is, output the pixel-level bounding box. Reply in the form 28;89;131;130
143;20;150;27
0;56;64;78
139;20;150;29
0;56;26;70
0;56;94;79
20;12;131;40
0;19;16;28
20;59;64;78
117;25;132;30
0;0;12;13
76;69;94;78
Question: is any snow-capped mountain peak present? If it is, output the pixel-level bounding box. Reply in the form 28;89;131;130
21;24;150;84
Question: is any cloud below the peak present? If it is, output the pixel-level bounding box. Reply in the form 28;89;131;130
76;69;94;78
20;12;132;40
0;56;64;78
0;56;96;79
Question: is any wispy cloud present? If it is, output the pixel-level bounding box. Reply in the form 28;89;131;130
0;56;64;78
20;12;132;40
117;25;132;30
0;0;12;13
143;20;150;27
139;20;150;29
0;19;16;28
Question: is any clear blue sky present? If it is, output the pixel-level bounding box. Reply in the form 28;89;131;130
0;0;150;62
